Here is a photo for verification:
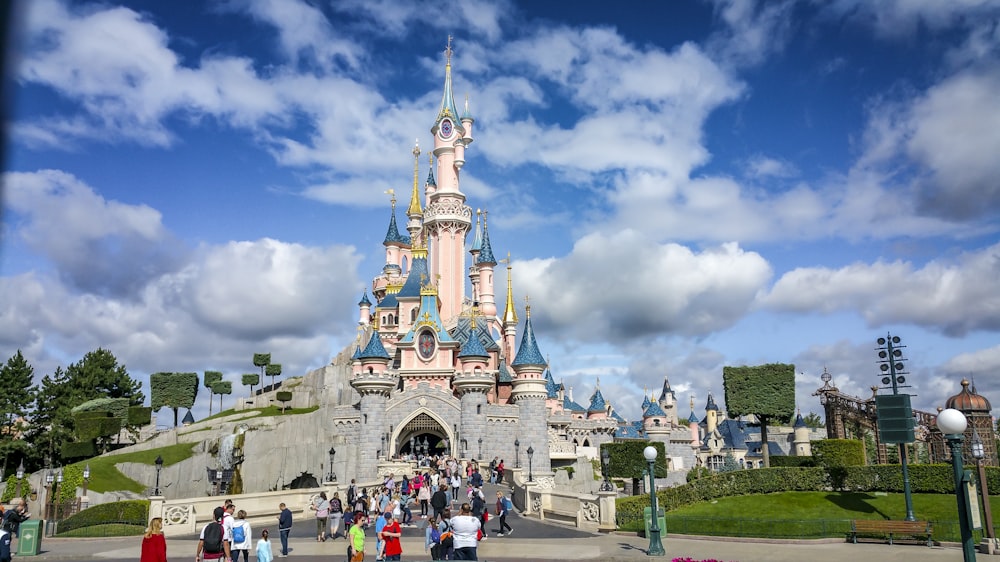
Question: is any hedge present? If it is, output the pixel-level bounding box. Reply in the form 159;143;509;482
62;441;97;460
601;441;668;479
812;439;865;467
58;499;149;533
769;456;816;467
617;464;1000;521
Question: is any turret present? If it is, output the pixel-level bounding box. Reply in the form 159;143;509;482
587;379;609;420
351;330;397;479
501;253;518;360
476;210;498;320
358;292;372;326
382;191;408;276
793;410;811;456
406;141;424;243
705;393;719;434
510;302;551;474
455;309;493;459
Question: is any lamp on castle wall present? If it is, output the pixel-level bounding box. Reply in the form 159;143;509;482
153;456;163;496
478;437;483;460
514;439;520;468
328;447;337;482
526;446;534;482
600;447;614;492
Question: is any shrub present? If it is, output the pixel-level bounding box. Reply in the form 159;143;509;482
769;456;816;468
812;439;865;467
58;499;149;534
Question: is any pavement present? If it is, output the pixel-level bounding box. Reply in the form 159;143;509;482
11;481;998;561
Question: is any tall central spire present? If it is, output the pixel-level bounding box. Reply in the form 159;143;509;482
437;36;461;127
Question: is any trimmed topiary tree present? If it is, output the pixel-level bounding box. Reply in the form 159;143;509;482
150;372;199;427
276;390;293;413
266;363;282;391
210;380;232;413
241;373;260;399
723;363;795;468
203;371;223;415
601;441;667;495
253;353;271;389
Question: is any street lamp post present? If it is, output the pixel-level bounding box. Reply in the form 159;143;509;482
478;437;483;460
972;427;996;549
154;456;163;496
514;439;520;469
328;447;337;482
526;446;534;482
44;470;54;531
937;408;976;562
643;446;665;557
54;469;64;520
81;463;91;509
600;447;614;492
15;460;25;499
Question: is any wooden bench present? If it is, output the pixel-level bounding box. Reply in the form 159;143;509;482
850;519;933;546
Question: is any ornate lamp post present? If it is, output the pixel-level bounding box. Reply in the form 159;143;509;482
15;460;25;499
328;447;337;482
971;427;996;549
937;408;976;562
81;463;91;509
380;434;386;459
514;438;520;468
44;470;54;526
600;447;615;492
478;437;483;460
54;469;64;520
153;456;164;496
643;446;665;557
526;446;534;482
410;437;416;456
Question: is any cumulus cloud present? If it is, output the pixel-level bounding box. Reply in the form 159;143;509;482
762;242;1000;336
821;0;1000;38
513;231;772;342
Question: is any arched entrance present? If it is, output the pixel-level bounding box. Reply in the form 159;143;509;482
395;412;452;457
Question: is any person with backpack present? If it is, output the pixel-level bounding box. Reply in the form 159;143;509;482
311;491;330;542
0;525;12;562
430;484;448;520
230;510;251;562
329;491;345;539
450;502;481;560
196;506;231;562
1;500;28;537
424;513;442;561
495;491;513;537
277;502;293;557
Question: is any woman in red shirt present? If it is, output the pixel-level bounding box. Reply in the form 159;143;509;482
140;517;167;562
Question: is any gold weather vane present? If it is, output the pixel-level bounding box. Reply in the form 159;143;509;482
384;189;396;207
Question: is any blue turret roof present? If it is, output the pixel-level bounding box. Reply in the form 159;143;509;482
588;386;607;413
358;332;391;360
498;361;513;383
477;214;496;265
688;410;700;424
641;394;651;410
615;424;642;439
544;369;560;399
383;208;410;246
358;292;372;307
436;49;464;135
426;165;436;187
658;376;675;402
563;395;586;412
611;409;626;422
182;410;195;424
705;393;720;411
377;292;398;309
396;255;429;298
511;311;545;367
644;401;667;418
793;413;807;429
458;321;489;359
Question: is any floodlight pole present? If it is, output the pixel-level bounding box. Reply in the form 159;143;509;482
878;333;915;521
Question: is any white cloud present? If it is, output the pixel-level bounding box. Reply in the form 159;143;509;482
706;0;797;68
762;242;1000;336
822;0;1000;38
514;231;772;342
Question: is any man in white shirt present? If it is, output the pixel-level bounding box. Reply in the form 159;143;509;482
449;503;481;561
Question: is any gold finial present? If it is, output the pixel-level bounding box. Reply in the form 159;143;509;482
445;35;453;65
412;139;420;158
524;294;531;316
690;395;695;411
408;140;423;217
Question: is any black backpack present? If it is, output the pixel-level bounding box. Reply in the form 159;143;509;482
203;521;224;554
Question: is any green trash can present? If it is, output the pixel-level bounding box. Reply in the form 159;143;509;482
16;519;43;556
643;506;666;539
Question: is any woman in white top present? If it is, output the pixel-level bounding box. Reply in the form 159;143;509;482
231;509;252;562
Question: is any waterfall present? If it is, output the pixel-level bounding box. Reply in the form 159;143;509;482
219;434;237;469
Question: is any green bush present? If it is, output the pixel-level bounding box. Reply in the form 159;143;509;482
128;406;152;426
770;456;816;467
62;441;97;460
686;466;711;482
601;441;667;479
58;499;149;533
812;439;865;467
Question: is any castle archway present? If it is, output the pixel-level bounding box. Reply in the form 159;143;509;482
393;409;454;458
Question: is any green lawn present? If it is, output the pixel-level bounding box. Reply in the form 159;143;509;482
57;523;145;537
633;491;998;542
76;442;197;493
199;404;319;423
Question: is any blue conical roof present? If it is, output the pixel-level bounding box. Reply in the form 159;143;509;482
688;410;700;424
383;209;409;246
358;332;391;360
358;292;372;306
588;387;607;413
426;166;436;187
397;255;429;298
377;292;398;309
544;369;560;399
511;312;545;367
182;410;195;424
705;393;719;411
658;376;675;402
458;325;489;359
644;401;667;418
793;413;807;429
642;394;651;410
563;395;586;412
477;212;496;265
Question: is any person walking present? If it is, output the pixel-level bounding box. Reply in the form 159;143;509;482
450;503;481;561
495;491;513;537
329;491;345;539
311;491;330;541
418;479;431;517
277;502;293;557
495;460;504;484
196;507;232;562
430;484;448;520
230;510;252;562
470;490;487;540
381;513;403;561
374;511;389;561
140;517;167;562
348;513;367;562
450;472;462;501
255;529;273;562
424;513;441;561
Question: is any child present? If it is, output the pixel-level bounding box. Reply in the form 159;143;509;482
255;529;273;562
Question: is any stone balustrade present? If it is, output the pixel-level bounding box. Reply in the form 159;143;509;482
506;467;617;533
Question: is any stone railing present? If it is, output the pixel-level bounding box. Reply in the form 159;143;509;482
505;468;616;533
149;478;382;537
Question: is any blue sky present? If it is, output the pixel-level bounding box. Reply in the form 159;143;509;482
3;0;1000;426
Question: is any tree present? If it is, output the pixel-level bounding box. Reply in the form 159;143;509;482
599;441;667;496
0;351;34;474
203;371;223;416
266;363;282;391
276;390;293;413
253;353;271;389
241;373;259;400
802;412;823;429
150;372;199;427
721;452;741;472
723;363;795;468
26;367;77;468
211;380;232;413
65;348;144;405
